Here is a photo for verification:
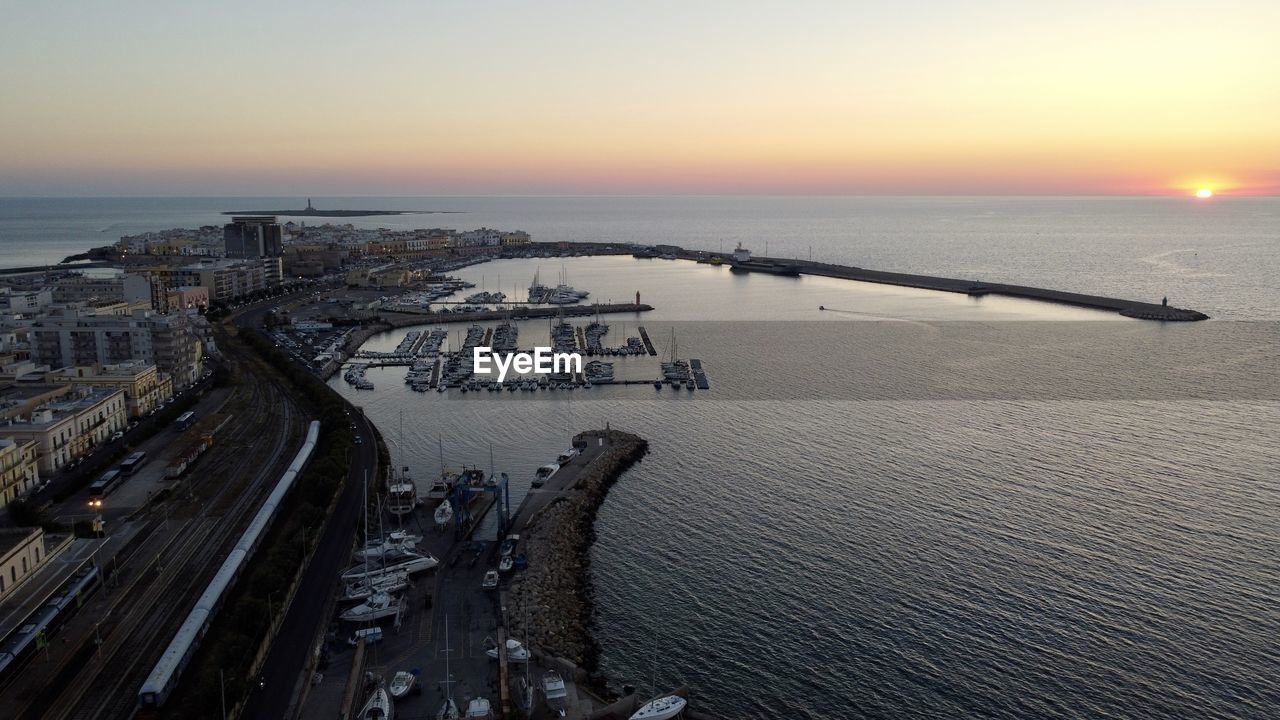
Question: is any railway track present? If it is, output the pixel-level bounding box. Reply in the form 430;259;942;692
34;325;307;720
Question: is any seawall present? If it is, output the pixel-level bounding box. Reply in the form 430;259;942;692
506;430;648;670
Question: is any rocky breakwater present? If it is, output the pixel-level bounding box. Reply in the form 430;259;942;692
507;430;648;670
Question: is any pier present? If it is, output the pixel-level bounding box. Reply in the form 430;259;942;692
715;254;1210;321
690;358;709;389
638;325;658;355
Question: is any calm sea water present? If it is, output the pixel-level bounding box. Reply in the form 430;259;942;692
6;198;1278;716
331;256;1278;720
1;196;1277;319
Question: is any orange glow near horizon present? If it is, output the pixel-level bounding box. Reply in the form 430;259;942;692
1;2;1278;195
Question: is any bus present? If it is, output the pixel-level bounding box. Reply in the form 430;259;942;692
175;411;195;430
87;470;124;508
119;451;148;476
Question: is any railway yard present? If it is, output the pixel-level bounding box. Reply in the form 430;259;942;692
0;303;310;720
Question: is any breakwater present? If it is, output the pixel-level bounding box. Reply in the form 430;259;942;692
506;430;649;670
693;252;1210;320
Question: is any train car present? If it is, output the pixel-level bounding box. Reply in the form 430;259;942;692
0;564;99;687
138;420;319;709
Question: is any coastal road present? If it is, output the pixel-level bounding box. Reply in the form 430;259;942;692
242;406;379;720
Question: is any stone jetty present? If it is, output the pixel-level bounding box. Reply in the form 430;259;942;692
506;430;648;669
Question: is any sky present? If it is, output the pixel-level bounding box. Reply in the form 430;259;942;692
1;1;1277;196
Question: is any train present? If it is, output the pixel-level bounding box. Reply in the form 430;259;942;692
0;564;100;686
137;420;320;709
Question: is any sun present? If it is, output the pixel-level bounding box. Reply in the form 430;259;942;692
1195;188;1213;198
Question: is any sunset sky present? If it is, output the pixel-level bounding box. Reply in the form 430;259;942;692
2;1;1277;196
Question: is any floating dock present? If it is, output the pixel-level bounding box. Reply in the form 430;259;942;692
690;359;709;390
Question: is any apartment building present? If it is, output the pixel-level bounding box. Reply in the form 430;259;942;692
46;362;173;418
0;437;41;509
0;386;127;474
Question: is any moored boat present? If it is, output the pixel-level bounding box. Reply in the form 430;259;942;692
389;670;416;699
359;686;394;720
629;694;687;720
340;591;400;623
485;638;531;662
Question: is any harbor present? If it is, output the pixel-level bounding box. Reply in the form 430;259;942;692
295;429;699;720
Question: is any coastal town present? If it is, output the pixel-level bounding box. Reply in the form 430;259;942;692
0;213;706;720
0;211;1217;720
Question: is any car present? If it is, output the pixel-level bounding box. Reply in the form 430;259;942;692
111;431;124;442
354;436;363;445
481;570;499;590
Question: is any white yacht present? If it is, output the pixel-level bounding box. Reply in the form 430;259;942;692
344;571;410;603
532;463;559;488
343;552;439;582
355;532;420;562
629;695;687;720
340;591;400;622
359;686;394;720
542;671;567;717
389;671;416;699
485;638;530;662
464;698;494;719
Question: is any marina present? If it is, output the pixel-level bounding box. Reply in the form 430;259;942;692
298;429;679;720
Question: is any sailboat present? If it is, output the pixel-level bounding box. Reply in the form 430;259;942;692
629;695;687;720
359;686;394;720
437;617;460;720
343;571;410;603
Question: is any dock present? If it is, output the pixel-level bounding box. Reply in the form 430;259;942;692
690;359;709;389
380;302;654;328
637;326;658;356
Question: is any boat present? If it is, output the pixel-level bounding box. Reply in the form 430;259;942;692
386;465;418;518
356;545;421;565
340;591;400;622
498;556;514;574
343;552;439;581
499;536;518;557
344;571;410;602
359;686;394;720
542;671;568;717
556;448;579;464
355;532;420;561
464;698;494;719
438;617;461;720
389;670;416;699
532;463;559;488
486;638;530;662
629;695;687;720
434;500;453;528
482;570;499;590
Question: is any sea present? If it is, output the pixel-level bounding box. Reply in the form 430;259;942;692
3;197;1278;718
